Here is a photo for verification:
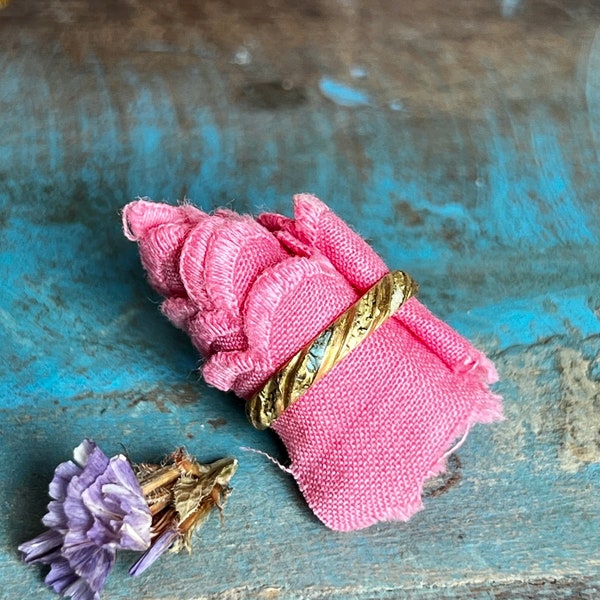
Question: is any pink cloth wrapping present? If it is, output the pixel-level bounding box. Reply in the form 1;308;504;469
122;194;503;531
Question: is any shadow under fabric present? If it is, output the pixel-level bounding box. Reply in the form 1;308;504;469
122;194;503;531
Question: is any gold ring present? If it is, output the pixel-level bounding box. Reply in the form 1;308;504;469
246;270;417;429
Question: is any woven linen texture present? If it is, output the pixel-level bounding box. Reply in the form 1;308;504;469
123;194;503;531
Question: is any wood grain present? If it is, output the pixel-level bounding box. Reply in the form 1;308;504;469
1;1;599;597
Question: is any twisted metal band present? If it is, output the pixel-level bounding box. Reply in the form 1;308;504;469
246;270;418;429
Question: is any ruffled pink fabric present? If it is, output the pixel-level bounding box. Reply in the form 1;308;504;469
123;194;502;531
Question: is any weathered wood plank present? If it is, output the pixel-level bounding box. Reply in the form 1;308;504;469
1;1;599;598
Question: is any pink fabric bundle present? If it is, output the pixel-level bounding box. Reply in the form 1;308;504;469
123;194;502;531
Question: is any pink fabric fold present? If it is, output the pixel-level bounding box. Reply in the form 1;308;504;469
123;194;502;531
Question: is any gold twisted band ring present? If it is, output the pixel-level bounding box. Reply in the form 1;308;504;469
246;270;418;429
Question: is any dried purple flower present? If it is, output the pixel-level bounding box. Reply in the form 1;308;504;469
19;440;152;600
20;441;237;599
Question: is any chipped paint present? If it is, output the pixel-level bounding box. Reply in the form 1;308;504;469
489;340;600;475
557;348;600;472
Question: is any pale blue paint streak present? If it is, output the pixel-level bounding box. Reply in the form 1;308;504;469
528;122;595;243
479;113;596;247
0;217;198;408
448;288;600;350
319;77;370;107
500;0;522;18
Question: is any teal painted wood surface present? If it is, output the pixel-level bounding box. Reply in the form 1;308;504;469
1;1;599;598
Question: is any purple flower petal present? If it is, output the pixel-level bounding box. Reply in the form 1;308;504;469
20;439;152;599
61;446;110;542
45;557;80;594
18;529;63;564
129;527;180;577
67;446;110;506
43;460;84;532
61;579;99;600
45;556;99;600
62;449;151;549
71;439;97;469
75;455;152;551
61;544;115;593
42;499;69;532
49;460;82;503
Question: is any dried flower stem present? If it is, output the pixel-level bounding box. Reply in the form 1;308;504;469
139;465;183;496
129;450;238;573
